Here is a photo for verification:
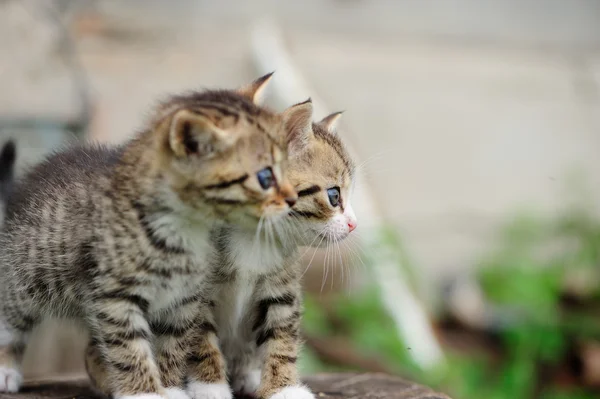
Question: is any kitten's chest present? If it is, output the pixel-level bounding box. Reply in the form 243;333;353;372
227;229;285;274
215;275;258;335
213;229;287;338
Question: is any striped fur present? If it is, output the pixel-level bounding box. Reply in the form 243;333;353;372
0;75;313;399
197;112;357;399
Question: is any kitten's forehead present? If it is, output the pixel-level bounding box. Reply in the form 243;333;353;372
155;89;284;142
293;123;354;188
237;130;286;169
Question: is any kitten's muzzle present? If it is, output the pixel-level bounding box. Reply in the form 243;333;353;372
278;181;298;208
284;196;296;207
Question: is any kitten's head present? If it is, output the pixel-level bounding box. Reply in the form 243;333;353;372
285;110;357;246
152;73;313;228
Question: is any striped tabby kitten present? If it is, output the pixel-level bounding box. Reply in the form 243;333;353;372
0;74;313;399
207;111;357;399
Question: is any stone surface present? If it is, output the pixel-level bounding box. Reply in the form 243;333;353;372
4;373;451;399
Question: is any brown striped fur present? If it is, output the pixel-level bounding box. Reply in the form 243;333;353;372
196;112;357;399
0;74;314;399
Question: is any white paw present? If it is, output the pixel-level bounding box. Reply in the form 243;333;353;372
268;386;315;399
116;394;165;399
165;387;191;399
231;369;261;396
0;366;22;393
186;382;232;399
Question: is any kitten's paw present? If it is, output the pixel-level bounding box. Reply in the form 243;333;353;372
116;394;165;399
268;386;315;399
165;387;191;399
231;369;261;397
0;366;23;393
186;382;232;399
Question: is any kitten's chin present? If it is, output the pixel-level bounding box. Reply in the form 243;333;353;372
303;231;350;248
230;210;292;233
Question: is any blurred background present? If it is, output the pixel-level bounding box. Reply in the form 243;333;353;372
2;1;600;398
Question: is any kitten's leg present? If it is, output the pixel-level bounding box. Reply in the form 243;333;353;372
0;329;27;393
185;306;231;399
254;293;313;399
151;297;206;399
0;299;36;394
85;340;111;396
87;297;165;399
87;335;190;399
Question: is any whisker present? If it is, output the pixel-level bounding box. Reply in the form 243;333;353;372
354;150;391;173
340;238;362;292
301;230;328;279
297;221;327;259
345;234;367;262
320;240;330;294
335;237;345;291
321;230;335;294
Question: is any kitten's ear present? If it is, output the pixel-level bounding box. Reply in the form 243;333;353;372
317;111;344;134
282;98;313;151
168;109;232;158
237;72;274;105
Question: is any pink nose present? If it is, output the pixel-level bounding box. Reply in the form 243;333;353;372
348;220;357;232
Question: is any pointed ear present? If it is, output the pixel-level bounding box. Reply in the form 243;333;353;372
237;72;275;105
282;98;313;151
317;111;343;134
168;110;232;158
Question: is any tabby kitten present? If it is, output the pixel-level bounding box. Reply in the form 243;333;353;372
0;74;313;399
205;111;357;399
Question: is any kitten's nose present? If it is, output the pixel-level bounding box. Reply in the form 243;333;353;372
285;197;297;207
347;220;357;232
279;182;297;207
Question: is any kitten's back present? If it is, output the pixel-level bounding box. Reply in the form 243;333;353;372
4;144;123;225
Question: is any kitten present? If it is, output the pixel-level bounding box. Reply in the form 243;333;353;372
0;75;313;399
205;111;357;399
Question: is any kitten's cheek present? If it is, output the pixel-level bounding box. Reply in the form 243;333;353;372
332;215;349;237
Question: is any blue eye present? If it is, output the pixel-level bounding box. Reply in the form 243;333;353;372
327;187;340;207
257;167;275;190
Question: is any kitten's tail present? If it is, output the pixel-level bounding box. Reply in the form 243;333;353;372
0;140;16;225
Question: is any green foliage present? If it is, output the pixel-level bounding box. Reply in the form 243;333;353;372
301;207;600;399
